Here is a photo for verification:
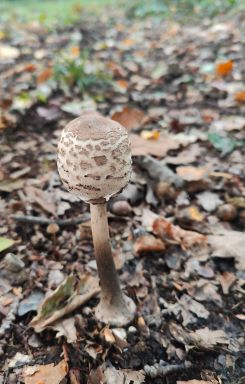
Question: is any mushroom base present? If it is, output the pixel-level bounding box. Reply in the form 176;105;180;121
95;294;136;326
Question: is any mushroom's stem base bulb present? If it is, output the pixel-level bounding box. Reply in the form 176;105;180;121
95;294;136;326
90;202;136;326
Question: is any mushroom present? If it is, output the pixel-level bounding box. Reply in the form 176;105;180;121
57;112;136;326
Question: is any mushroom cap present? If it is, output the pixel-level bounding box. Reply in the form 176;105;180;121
57;112;131;203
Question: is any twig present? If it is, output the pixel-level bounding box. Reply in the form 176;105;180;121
9;214;90;227
144;361;192;378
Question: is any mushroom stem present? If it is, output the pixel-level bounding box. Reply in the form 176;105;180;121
90;202;135;326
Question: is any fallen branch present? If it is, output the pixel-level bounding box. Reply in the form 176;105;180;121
9;214;90;226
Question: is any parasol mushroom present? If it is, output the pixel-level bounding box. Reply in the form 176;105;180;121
57;112;136;326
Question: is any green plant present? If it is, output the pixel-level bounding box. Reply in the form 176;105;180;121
127;0;239;20
53;50;112;96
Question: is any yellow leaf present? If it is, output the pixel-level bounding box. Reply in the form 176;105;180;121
187;206;204;222
141;130;160;140
70;46;80;57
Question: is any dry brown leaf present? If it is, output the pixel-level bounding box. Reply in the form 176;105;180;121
130;133;180;157
103;327;116;344
153;217;207;250
234;91;245;103
107;61;127;77
134;235;165;255
215;60;233;77
208;230;245;271
23;360;68;384
24;63;37;72
219;272;236;294
103;367;145;384
25;186;56;216
211;116;245;131
51;317;77;343
190;327;229;349
37;68;53;84
115;79;129;90
176;166;210;181
165;144;201;165
112;107;145;130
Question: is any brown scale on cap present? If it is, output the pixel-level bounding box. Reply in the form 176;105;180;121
57;112;131;204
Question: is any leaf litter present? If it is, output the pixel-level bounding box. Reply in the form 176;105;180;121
0;4;244;384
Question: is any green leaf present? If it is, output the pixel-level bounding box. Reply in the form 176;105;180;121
208;133;237;155
40;275;76;318
0;237;14;252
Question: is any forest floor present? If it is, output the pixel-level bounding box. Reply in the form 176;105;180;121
0;5;244;384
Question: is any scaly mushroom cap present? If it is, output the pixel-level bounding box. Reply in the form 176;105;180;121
57;112;131;203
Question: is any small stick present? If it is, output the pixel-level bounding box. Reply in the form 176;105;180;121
9;214;90;226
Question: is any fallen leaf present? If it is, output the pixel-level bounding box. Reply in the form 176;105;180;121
61;99;96;116
153;217;207;250
211;116;245;132
112;107;145;130
225;195;245;208
219;272;236;294
186;206;205;221
140;130;160;140
115;79;129;91
0;44;20;59
130;133;180;157
234;91;245;103
134;235;166;255
187;280;222;304
51;317;77;343
179;294;209;325
197;191;222;212
215;60;233;77
107;61;127;77
36;106;60;121
23;360;68;384
0;237;14;253
30;274;99;331
23;63;37;72
37;68;53;84
208;230;245;270
103;367;145;384
25;186;56;216
70;46;80;57
208;132;237;155
18;291;44;316
190;327;229;349
176;166;210;182
0;178;25;192
165;144;201;165
8;352;32;368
